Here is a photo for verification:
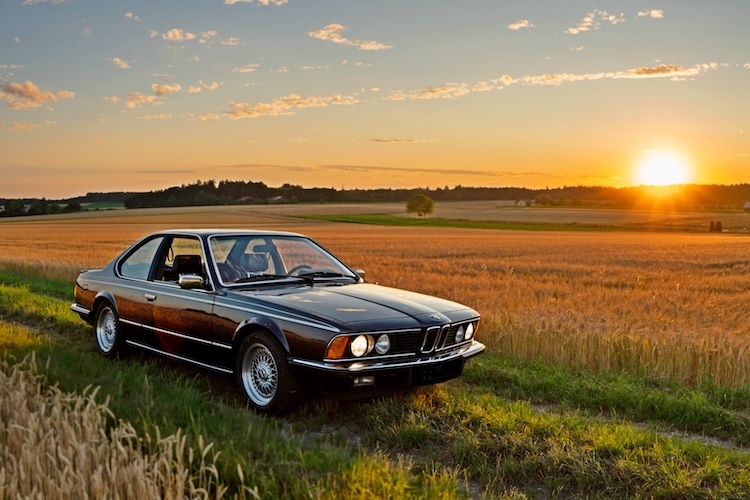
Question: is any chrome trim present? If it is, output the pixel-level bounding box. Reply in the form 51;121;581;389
70;303;91;316
125;340;233;374
292;340;485;373
120;318;233;350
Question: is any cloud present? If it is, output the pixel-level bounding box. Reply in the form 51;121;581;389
111;57;131;69
386;82;488;101
638;10;664;19
0;64;25;69
125;12;141;23
139;114;173;120
224;0;288;5
103;93;120;103
565;9;625;35
187;81;221;93
0;80;75;109
155;29;218;45
221;38;243;46
225;93;358;119
11;121;37;131
233;64;260;73
308;24;392;50
151;83;182;96
370;138;435;144
23;0;65;4
505;63;722;86
125;92;160;108
386;63;723;102
162;28;196;42
13;37;21;44
507;20;535;31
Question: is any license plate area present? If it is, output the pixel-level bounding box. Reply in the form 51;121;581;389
412;358;463;386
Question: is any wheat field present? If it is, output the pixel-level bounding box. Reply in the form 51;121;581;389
2;206;750;386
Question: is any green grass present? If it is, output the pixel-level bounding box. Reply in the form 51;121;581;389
81;201;125;210
298;213;651;233
2;269;750;498
300;213;620;232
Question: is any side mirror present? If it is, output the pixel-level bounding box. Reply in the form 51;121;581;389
353;269;366;282
179;274;205;290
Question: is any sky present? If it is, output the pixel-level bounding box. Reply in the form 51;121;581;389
1;0;748;199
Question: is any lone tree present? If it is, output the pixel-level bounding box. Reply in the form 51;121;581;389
406;193;435;217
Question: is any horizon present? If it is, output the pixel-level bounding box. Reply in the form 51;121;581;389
4;179;750;203
1;1;749;199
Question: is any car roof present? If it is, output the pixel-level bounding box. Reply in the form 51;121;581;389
150;229;306;238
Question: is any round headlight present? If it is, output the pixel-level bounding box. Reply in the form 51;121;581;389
455;325;465;344
464;323;475;340
374;334;391;354
350;335;372;357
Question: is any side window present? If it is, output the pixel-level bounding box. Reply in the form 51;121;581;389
159;237;206;282
119;237;165;280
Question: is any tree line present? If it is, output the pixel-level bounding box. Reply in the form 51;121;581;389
3;180;750;217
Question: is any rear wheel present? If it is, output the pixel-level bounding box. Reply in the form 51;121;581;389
95;302;126;358
237;332;302;415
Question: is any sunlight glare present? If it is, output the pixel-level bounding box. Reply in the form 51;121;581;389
636;152;692;186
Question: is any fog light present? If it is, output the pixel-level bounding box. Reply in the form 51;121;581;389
350;335;372;357
374;334;391;354
353;376;375;387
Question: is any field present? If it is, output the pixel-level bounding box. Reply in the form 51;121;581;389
2;204;750;497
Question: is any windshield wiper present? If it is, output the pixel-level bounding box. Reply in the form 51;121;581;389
234;273;293;284
297;270;345;278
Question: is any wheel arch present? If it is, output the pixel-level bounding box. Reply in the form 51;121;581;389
92;291;118;317
232;316;290;357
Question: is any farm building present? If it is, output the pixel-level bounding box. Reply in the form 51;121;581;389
744;201;750;213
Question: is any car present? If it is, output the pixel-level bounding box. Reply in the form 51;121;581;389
71;229;484;414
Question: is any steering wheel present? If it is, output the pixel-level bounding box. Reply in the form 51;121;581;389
287;264;312;276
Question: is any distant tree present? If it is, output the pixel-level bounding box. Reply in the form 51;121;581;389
65;201;82;212
48;204;61;214
3;199;22;217
406;194;435;217
535;194;552;206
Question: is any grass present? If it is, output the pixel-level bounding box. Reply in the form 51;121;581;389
3;269;750;497
299;213;622;232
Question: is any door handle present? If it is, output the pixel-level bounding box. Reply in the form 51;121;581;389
144;293;156;302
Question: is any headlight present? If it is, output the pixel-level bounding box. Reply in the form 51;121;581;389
455;325;465;343
374;334;391;354
350;335;373;357
464;323;475;340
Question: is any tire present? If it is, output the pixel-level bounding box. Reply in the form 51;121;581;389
236;332;302;415
95;302;126;358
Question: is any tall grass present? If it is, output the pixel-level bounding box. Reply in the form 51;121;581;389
0;355;258;499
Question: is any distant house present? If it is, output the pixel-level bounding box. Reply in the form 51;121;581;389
744;201;750;213
516;199;534;207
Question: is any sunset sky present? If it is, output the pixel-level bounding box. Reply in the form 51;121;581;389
1;0;748;199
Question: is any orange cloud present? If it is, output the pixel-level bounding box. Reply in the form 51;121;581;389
309;24;392;50
0;80;74;109
225;93;358;119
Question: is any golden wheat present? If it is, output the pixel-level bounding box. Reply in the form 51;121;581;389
2;208;750;386
0;355;258;499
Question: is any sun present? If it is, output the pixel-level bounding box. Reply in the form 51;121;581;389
636;151;692;186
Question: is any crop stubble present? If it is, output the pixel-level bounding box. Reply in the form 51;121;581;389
1;207;749;387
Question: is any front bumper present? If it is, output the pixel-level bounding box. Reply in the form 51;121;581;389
290;339;484;373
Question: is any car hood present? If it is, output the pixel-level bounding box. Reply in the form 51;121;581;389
231;283;476;328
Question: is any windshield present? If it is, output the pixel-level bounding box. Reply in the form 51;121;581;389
209;235;357;286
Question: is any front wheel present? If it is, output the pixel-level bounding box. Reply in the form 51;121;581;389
237;332;302;415
95;302;126;358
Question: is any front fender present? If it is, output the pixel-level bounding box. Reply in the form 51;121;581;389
233;316;290;353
